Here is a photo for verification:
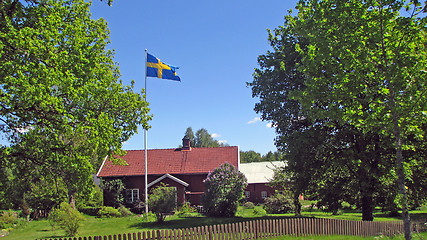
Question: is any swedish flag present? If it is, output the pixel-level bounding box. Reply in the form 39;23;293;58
146;53;180;81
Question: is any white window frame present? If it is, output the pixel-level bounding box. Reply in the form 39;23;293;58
125;188;139;203
245;191;250;199
261;191;267;199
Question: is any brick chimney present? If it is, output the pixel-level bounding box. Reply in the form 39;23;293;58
182;135;191;150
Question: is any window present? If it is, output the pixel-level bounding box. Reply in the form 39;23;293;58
245;191;250;199
261;191;267;199
125;189;139;203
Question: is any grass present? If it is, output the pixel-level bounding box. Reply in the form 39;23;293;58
2;206;426;240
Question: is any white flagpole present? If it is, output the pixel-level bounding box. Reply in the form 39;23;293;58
144;49;149;216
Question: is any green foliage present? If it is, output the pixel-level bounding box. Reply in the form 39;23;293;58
202;163;248;217
49;202;85;237
243;201;255;209
183;127;228;148
263;193;294;214
148;184;177;223
177;202;197;217
0;211;19;229
0;0;150;212
240;150;284;163
100;179;125;208
97;206;121;218
76;184;103;209
117;205;133;217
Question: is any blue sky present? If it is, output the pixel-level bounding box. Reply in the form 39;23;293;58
89;0;299;155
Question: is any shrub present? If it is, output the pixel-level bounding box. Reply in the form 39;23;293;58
117;205;133;217
148;184;177;223
49;202;85;237
0;211;18;229
201;163;248;217
78;207;101;216
97;206;121;218
263;193;294;214
243;201;255;209
177;202;197;217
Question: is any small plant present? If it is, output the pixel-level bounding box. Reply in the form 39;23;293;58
97;206;121;218
243;201;255;209
49;202;85;237
117;205;133;217
177;202;197;217
0;211;18;229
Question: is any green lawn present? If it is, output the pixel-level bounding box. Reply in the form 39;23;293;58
2;207;426;240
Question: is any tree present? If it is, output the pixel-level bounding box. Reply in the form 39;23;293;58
240;150;262;163
201;163;247;217
249;1;426;231
184;127;196;148
148;184;177;223
286;1;426;238
0;0;150;209
182;127;228;148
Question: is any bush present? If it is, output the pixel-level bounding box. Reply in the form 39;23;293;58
263;193;294;214
177;202;197;217
78;207;101;216
97;206;121;218
243;201;255;209
49;202;85;237
118;205;133;217
0;211;18;229
148;184;177;223
201;163;248;217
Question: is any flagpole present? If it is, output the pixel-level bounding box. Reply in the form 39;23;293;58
144;49;149;216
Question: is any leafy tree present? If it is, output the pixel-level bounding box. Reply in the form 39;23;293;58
0;0;150;208
249;2;426;232
240;150;262;163
182;127;228;148
284;1;426;238
184;127;196;148
201;163;247;217
148;184;177;223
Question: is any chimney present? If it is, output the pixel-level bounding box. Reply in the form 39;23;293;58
182;135;191;150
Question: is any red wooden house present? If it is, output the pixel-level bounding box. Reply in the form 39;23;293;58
96;137;240;207
240;161;286;204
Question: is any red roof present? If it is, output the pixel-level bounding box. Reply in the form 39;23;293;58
97;146;239;177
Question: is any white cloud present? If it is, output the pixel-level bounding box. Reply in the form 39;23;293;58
266;122;274;128
211;133;221;138
218;140;228;144
247;117;261;124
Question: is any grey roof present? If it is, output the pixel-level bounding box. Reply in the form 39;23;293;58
239;161;286;184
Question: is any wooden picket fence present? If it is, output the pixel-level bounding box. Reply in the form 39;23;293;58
43;218;404;240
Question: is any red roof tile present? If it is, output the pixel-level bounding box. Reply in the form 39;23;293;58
97;146;239;177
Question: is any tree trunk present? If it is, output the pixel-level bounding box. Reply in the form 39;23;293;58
395;130;411;240
294;193;302;216
392;107;411;240
361;193;374;221
68;191;76;209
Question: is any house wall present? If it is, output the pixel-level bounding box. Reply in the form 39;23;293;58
102;173;209;207
244;183;276;204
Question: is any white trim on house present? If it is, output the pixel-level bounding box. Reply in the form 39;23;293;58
147;174;189;188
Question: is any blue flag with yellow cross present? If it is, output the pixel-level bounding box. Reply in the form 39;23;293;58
146;53;180;81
